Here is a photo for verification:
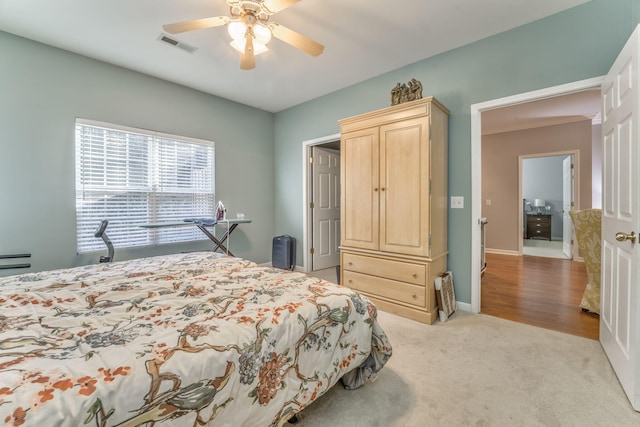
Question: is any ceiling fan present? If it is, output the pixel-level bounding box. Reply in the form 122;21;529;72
163;0;324;70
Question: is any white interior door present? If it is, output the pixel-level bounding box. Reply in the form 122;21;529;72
601;24;640;411
562;155;573;258
311;147;341;271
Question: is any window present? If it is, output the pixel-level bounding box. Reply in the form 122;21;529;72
75;119;215;253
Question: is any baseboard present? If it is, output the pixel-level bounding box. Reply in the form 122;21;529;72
456;301;472;313
485;248;520;256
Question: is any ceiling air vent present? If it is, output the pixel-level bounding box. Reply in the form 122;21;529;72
158;33;198;54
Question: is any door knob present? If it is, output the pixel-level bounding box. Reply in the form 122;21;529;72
615;231;636;244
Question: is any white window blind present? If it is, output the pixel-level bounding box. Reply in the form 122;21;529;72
75;119;215;253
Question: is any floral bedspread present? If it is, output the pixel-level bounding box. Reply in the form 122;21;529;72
0;252;392;426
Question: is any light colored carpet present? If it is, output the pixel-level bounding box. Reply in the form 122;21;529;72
309;266;340;283
294;309;640;426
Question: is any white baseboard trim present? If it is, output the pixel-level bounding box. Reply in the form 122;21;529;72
485;248;520;256
456;301;472;313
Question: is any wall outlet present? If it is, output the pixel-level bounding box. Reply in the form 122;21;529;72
451;196;464;209
486;199;492;206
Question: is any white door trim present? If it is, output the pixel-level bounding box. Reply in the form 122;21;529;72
302;133;340;273
561;155;575;259
470;76;604;314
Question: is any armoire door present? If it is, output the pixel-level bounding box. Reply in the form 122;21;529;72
379;117;430;256
340;127;379;250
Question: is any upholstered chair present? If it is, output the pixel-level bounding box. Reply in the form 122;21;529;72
569;209;601;314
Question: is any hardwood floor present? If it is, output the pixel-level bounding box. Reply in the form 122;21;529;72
481;252;599;340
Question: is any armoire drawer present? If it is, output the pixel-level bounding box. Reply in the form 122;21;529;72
343;270;426;307
342;253;426;286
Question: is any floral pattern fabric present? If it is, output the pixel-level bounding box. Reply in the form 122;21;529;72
569;209;601;314
0;252;392;426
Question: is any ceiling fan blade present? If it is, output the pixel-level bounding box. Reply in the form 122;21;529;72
240;36;256;70
263;0;301;13
163;16;228;34
270;23;324;57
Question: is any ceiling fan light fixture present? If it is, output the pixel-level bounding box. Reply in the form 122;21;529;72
228;21;247;41
253;23;272;45
163;0;324;69
230;39;269;55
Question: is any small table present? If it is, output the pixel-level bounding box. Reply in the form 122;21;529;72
140;218;252;256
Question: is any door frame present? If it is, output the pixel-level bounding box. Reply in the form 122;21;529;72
518;150;580;258
301;133;340;273
470;76;604;313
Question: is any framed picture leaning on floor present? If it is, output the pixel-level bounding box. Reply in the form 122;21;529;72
435;271;456;322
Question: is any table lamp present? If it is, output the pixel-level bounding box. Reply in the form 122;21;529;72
534;198;545;214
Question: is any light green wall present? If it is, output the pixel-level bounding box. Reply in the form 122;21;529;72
273;0;640;304
0;31;275;276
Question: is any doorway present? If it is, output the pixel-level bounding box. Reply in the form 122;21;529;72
470;77;603;316
471;78;602;338
302;134;341;273
520;152;577;260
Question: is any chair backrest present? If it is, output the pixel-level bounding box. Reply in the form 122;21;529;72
569;209;601;289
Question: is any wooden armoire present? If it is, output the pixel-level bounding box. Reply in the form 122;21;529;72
339;97;448;324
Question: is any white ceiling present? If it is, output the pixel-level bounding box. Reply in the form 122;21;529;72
482;89;601;135
0;0;591;113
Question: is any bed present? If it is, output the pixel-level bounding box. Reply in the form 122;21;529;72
0;252;392;426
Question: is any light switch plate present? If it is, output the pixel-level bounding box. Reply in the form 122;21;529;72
451;196;464;209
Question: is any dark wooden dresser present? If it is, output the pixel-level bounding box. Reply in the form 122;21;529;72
526;214;551;240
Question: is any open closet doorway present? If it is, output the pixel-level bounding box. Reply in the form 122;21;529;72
302;135;341;275
520;152;578;260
